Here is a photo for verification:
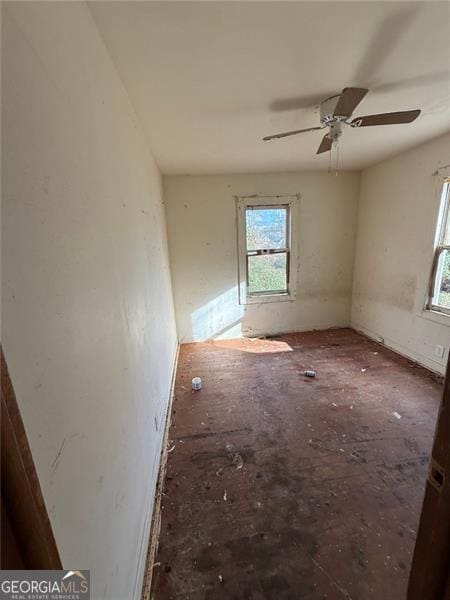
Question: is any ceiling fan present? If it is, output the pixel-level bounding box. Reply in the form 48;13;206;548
262;87;421;154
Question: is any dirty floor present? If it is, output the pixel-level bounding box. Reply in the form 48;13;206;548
151;328;442;600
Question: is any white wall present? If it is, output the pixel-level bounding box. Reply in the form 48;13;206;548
2;3;177;598
351;132;450;375
164;172;360;342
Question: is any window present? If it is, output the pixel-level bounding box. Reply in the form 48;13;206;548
428;178;450;315
237;195;298;304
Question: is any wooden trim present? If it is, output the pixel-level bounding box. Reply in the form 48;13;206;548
1;348;62;569
407;354;450;599
140;344;180;600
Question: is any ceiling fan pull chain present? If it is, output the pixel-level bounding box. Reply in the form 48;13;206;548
336;142;340;176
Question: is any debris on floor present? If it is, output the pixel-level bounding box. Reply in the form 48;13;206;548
191;376;202;390
151;329;442;600
304;369;316;377
232;453;244;469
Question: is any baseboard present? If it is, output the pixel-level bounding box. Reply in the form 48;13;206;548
243;322;350;340
351;322;445;377
140;342;180;600
181;322;352;344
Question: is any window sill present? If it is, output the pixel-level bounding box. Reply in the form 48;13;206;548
241;291;296;306
418;308;450;326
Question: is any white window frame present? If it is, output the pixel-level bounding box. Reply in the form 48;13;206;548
236;194;299;305
427;177;450;316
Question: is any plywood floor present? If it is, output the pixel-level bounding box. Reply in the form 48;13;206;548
151;328;442;600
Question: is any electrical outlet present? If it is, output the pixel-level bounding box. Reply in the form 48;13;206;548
434;344;445;358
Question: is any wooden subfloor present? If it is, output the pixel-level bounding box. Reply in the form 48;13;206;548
151;328;442;600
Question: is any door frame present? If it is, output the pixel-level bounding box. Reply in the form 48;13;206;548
1;348;62;569
408;354;450;599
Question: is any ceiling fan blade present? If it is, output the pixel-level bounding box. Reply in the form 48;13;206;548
317;134;332;154
333;87;369;118
351;109;421;127
262;126;324;141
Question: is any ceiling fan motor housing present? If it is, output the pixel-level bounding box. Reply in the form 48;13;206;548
320;94;348;143
320;94;348;125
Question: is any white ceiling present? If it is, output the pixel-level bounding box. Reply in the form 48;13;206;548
91;1;450;174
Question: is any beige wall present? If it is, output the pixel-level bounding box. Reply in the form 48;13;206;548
2;3;177;598
351;133;450;374
164;172;360;342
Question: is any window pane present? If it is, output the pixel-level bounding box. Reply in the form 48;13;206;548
444;205;450;245
442;181;450;245
246;207;287;251
248;253;287;294
435;249;450;308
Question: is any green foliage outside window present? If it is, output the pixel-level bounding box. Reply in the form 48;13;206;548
439;250;450;307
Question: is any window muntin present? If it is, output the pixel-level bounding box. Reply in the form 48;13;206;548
245;205;289;296
428;179;450;315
